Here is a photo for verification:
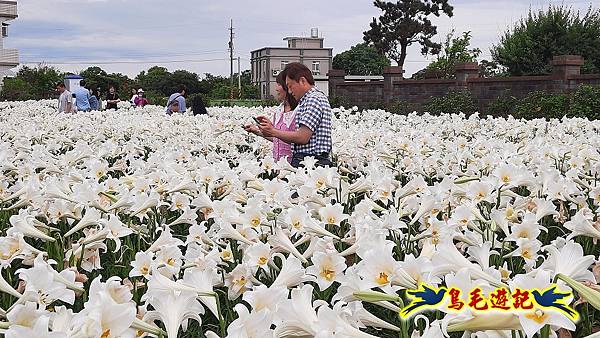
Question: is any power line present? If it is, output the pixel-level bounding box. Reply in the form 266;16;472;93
20;58;230;65
19;50;229;60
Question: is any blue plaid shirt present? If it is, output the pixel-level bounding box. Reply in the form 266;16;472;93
294;87;332;155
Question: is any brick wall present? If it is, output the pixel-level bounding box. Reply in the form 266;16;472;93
328;55;600;112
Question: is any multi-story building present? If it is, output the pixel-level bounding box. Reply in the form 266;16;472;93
0;1;17;84
251;28;332;100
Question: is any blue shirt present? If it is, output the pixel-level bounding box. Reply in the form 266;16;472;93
294;87;332;155
73;87;91;111
166;92;186;113
89;95;99;111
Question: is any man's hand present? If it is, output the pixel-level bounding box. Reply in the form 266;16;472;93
257;116;277;138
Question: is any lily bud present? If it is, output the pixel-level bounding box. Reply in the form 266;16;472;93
353;290;401;303
557;273;600;311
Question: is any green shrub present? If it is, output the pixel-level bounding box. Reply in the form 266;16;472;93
424;89;478;115
329;95;353;108
568;85;600;119
485;85;600;120
144;90;167;107
261;98;279;107
486;94;518;117
511;91;570;119
385;100;420;115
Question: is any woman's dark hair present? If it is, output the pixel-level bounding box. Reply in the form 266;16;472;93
284;62;315;86
276;69;298;109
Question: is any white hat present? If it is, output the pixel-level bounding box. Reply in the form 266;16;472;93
137;88;144;93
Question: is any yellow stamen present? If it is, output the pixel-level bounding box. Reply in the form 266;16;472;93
376;272;390;285
320;268;335;281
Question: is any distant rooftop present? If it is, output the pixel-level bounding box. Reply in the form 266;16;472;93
283;36;323;41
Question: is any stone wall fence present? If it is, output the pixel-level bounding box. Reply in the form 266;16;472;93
327;55;600;113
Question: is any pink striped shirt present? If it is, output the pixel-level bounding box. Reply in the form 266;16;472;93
272;104;296;163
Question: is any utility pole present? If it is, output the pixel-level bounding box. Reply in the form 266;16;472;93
238;56;241;99
229;19;234;100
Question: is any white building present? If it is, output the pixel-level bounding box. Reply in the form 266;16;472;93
0;1;17;84
251;28;332;99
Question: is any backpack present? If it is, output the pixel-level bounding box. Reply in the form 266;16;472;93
166;94;182;113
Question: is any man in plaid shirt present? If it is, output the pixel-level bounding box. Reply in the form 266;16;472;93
257;62;333;168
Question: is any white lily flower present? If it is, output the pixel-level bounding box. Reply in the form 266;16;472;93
8;209;55;242
64;207;102;237
306;249;347;291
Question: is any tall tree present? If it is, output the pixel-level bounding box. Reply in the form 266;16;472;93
363;0;454;71
413;30;481;79
135;66;172;96
1;65;63;100
170;70;203;95
80;66;134;96
333;43;391;75
492;5;600;76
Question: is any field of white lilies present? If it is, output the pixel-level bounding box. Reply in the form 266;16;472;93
1;100;600;338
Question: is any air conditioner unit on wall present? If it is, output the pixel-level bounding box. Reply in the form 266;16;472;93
272;69;281;77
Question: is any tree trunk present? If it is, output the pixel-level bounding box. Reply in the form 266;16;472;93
398;43;408;70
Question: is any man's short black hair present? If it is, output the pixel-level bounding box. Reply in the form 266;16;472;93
80;79;86;87
57;82;66;88
178;84;187;93
284;62;315;85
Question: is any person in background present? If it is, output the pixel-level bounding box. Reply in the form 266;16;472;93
130;88;138;107
73;80;91;112
191;95;208;115
134;89;149;107
56;83;73;114
245;69;298;163
71;93;78;113
105;85;120;110
96;87;103;110
166;85;187;114
257;62;333;168
89;88;99;111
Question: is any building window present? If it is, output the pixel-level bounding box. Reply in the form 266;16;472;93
312;61;320;75
262;60;267;78
281;61;288;71
2;23;8;38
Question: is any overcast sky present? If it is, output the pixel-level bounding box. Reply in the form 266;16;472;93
7;0;596;78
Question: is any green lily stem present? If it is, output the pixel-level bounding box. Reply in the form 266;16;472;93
214;293;226;338
396;295;410;338
540;325;550;338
